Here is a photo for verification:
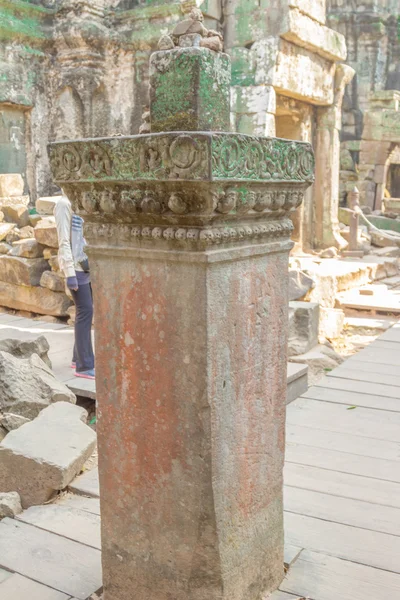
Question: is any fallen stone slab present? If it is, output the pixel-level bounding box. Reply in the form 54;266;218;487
0;491;22;518
0;280;72;316
0;335;51;367
0;402;96;507
0;174;24;197
10;238;44;258
0;351;75;419
0;254;48;286
34;217;59;248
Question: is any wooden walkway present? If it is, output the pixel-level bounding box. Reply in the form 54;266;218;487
0;318;400;598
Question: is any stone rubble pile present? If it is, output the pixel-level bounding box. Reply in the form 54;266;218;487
0;336;96;510
0;175;71;318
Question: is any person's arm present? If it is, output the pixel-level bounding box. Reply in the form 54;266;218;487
54;196;78;290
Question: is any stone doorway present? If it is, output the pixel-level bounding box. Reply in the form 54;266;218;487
0;105;28;193
388;164;400;198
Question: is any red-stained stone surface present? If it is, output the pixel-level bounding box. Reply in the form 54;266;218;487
91;246;289;600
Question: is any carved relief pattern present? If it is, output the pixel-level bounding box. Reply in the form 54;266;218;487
50;134;315;184
84;219;294;246
72;187;304;217
211;135;315;183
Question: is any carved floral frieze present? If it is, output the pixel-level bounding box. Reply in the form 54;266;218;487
49;133;315;184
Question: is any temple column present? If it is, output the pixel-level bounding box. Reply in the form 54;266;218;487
314;64;355;249
49;20;314;600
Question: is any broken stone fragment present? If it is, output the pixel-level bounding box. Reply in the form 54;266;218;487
0;335;51;368
0;402;96;508
179;33;202;47
158;34;174;50
0;174;24;197
10;238;44;259
1;413;30;432
0;351;75;420
288;269;315;301
0;491;22;518
40;270;65;292
320;246;338;258
0;255;49;287
2;204;29;228
0;242;11;255
34;217;59;248
200;35;223;52
0;223;15;242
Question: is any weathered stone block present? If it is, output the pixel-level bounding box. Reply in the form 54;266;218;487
288;301;320;356
150;48;231;132
0;174;24;198
0;195;29;208
0;492;22;518
0;351;75;419
319;307;345;341
34;218;59;248
1;414;30;432
0;335;51;368
0;242;10;254
282;8;346;62
0;281;72;316
0;402;96;508
274;39;335;105
36;195;62;216
10;238;44;259
0;255;48;287
2;204;29;228
289;0;326;24
289;269;315;301
0;223;15;242
40;270;65;292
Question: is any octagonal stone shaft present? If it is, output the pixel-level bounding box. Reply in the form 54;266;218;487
93;243;288;600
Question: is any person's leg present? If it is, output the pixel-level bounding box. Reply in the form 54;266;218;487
71;283;94;373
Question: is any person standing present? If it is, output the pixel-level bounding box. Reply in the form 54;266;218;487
54;195;95;380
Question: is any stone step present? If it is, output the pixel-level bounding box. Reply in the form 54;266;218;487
0;573;70;600
287;363;308;404
69;468;100;499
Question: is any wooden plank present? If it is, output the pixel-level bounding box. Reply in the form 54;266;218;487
284;463;400;509
287;398;400;441
0;573;70;600
285;512;400;573
281;549;400;600
355;346;400;366
302;385;400;412
318;375;400;400
69;468;99;498
0;518;102;600
380;324;400;342
328;367;400;388
56;494;100;516
286;423;400;462
284;486;400;536
269;592;300;600
286;442;400;483
284;545;303;567
342;358;400;378
16;505;101;550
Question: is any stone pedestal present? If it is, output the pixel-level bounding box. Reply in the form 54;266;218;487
49;43;314;600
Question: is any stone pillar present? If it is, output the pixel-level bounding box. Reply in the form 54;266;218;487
314;64;355;249
49;32;314;600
